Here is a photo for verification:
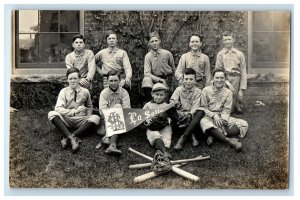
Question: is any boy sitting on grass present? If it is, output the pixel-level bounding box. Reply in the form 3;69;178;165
170;68;205;150
143;83;174;159
99;69;131;154
48;67;100;153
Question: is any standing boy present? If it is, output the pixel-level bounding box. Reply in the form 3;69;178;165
142;32;175;102
175;33;211;90
170;68;205;150
48;67;100;153
65;34;96;89
99;69;131;154
215;31;247;114
95;30;132;91
200;68;249;152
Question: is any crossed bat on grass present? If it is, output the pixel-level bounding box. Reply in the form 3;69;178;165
128;147;210;183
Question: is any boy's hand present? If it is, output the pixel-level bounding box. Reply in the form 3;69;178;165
158;78;167;86
144;118;152;126
80;78;90;87
174;101;182;109
213;114;223;128
76;106;87;114
125;77;131;86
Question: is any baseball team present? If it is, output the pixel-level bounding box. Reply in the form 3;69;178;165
48;30;249;158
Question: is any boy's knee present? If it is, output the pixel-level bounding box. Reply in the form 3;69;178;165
48;111;59;121
88;115;101;125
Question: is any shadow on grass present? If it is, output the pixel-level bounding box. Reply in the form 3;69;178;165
9;103;289;189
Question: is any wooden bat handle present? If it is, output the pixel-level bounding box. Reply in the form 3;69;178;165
133;163;186;183
128;147;153;161
129;163;152;169
171;166;200;182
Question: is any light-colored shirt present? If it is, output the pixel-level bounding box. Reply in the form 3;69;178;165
55;86;93;116
99;87;131;109
95;47;132;79
215;48;247;90
175;51;211;86
144;48;175;82
143;101;169;109
65;49;96;81
170;86;201;115
200;85;233;122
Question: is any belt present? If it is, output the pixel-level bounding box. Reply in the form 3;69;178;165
226;72;241;77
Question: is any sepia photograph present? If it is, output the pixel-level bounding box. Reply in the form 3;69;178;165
9;9;290;190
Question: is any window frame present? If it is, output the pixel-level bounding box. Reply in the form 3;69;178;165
12;10;84;75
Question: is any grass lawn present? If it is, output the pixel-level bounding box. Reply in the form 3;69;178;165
9;103;289;189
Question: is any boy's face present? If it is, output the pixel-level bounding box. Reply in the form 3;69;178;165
107;34;118;48
72;38;85;52
213;72;226;89
222;35;234;49
67;72;80;89
152;90;166;104
148;36;161;51
108;75;120;90
189;36;202;51
183;74;196;90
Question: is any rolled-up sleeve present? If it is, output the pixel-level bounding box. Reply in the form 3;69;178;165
175;55;185;81
122;51;132;79
239;53;247;90
220;92;233;122
86;51;96;81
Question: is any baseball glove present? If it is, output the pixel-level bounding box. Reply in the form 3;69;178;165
151;150;172;174
147;112;169;131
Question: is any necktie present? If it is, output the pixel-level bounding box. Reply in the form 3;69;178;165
74;90;77;102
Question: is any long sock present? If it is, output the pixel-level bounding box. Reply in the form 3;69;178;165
206;127;229;144
144;88;152;102
51;116;71;137
72;121;95;137
110;134;118;144
182;110;205;138
226;124;240;136
153;138;166;152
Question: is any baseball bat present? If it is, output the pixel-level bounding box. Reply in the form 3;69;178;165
128;147;200;182
133;163;186;183
129;155;211;169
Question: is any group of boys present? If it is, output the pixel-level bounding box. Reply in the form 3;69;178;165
48;30;249;157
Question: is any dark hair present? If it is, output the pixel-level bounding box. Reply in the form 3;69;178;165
105;30;118;40
72;34;85;43
212;67;226;77
222;31;234;39
107;69;121;80
66;67;80;78
147;31;160;41
188;33;202;42
183;68;196;79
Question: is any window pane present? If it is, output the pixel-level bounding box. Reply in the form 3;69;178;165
19;10;39;33
38;34;60;63
59;33;75;62
60;11;79;32
39;11;58;32
18;34;38;63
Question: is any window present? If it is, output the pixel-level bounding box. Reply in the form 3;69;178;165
16;10;80;69
250;11;290;74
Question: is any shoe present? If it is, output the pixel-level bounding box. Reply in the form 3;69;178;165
163;151;173;159
69;136;80;153
105;143;122;154
61;137;69;149
102;137;110;145
191;133;199;147
207;136;214;147
173;135;185;150
227;138;242;152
